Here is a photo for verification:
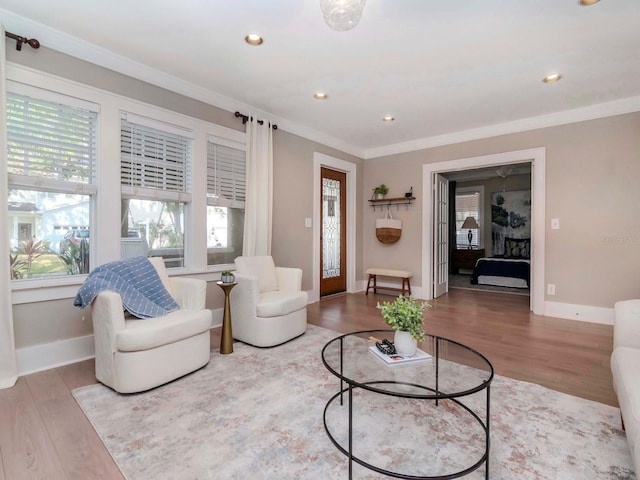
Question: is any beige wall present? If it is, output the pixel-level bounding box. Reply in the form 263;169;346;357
7;46;363;349
364;112;640;308
272;130;364;291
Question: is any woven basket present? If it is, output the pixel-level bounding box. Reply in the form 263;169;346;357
376;217;402;244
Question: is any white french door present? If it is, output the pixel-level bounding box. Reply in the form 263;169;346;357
433;173;449;298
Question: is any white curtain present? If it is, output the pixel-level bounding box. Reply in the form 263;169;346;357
0;21;18;389
243;116;273;256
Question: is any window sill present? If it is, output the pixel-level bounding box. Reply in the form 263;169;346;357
11;265;238;305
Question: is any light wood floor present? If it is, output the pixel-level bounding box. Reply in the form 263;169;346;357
0;289;616;479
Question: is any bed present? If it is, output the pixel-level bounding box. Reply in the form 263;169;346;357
470;238;530;289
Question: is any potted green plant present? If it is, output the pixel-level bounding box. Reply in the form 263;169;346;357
220;270;235;283
377;295;429;356
372;184;389;200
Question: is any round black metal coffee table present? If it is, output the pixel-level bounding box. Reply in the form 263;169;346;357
321;329;493;479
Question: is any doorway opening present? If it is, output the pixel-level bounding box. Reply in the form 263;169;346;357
445;163;532;297
422;148;545;315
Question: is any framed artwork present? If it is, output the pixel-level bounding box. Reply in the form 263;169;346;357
491;190;531;256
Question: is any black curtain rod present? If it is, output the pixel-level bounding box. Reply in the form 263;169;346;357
234;111;278;130
5;31;40;51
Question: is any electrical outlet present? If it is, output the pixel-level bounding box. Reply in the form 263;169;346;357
547;283;556;295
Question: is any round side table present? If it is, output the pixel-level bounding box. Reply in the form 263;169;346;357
216;281;236;354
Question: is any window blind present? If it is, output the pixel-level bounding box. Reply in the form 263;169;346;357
455;192;480;247
121;118;191;193
207;142;246;207
6;92;97;184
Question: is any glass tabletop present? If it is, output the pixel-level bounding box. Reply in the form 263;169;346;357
321;329;493;399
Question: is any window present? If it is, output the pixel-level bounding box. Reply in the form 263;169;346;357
6;91;97;279
455;189;482;248
206;139;245;266
120;113;193;267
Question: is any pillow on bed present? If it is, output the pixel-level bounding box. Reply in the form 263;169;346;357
504;237;530;259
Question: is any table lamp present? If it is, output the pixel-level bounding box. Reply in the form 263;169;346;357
461;216;479;249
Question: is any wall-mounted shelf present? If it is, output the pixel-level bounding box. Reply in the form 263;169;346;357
369;196;415;211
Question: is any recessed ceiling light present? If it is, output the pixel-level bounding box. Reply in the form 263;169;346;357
543;73;562;83
244;33;263;46
314;92;328;100
579;0;600;5
382;115;395;122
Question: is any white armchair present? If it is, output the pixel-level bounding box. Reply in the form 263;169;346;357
91;257;212;393
230;256;307;347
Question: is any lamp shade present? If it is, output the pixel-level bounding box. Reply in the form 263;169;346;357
320;0;367;31
461;216;479;230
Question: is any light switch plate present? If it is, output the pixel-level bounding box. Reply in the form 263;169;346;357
304;217;312;228
551;218;560;230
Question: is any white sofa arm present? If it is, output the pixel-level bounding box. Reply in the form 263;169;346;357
170;277;207;310
276;267;303;292
91;291;126;389
92;291;126;353
614;299;640;350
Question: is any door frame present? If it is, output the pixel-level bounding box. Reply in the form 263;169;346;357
312;153;357;303
421;147;545;315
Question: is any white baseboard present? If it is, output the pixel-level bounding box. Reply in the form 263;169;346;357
544;301;614;325
16;334;95;377
14;301;612;377
211;307;223;329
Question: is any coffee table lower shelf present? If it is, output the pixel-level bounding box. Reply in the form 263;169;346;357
322;383;490;480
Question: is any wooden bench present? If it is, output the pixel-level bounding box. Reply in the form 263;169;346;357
365;268;412;296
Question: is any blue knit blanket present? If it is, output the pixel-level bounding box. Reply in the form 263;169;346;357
73;256;180;318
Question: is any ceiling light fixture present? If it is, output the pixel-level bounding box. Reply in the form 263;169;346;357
319;0;367;31
382;115;395;122
314;92;328;100
244;33;263;46
579;0;600;5
543;72;562;83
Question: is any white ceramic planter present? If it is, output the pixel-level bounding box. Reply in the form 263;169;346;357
394;330;417;357
221;274;235;283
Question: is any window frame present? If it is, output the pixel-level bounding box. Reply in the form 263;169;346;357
455;186;484;249
6;85;100;283
120;112;194;269
206;136;246;265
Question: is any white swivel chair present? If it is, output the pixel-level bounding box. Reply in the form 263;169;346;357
91;257;212;393
230;255;307;347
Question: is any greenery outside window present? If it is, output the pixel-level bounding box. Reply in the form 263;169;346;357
6;90;98;279
120;113;193;268
206;139;245;266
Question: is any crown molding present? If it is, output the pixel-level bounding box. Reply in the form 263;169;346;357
363;96;640;159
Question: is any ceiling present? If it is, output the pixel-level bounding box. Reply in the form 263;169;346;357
1;1;639;159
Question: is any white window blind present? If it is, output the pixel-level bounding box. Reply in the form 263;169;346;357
207;141;246;207
456;192;480;247
455;193;479;225
121;117;191;194
6;92;97;185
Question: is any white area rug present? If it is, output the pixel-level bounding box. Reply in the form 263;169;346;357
73;325;634;479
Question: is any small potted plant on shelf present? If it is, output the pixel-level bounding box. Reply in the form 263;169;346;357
377;295;430;357
372;184;389;200
220;270;235;283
